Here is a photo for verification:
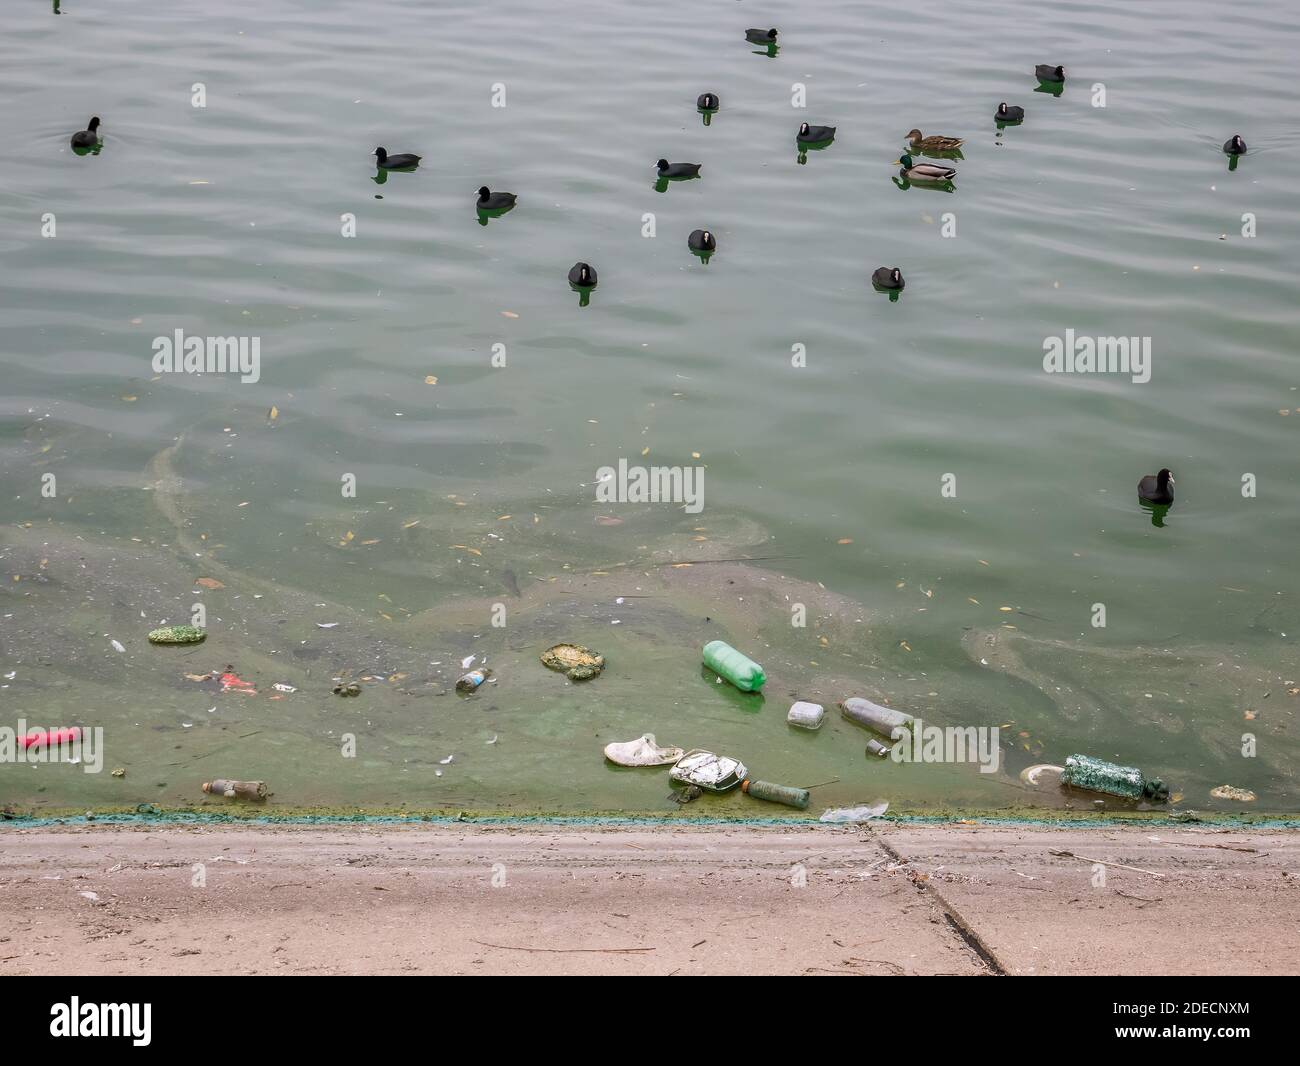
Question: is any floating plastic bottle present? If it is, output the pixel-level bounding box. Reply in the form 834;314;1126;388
742;779;810;809
202;779;269;801
839;697;913;737
702;640;766;692
1060;754;1168;802
787;701;824;729
865;739;891;758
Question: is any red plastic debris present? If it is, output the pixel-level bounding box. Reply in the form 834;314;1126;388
219;670;256;694
20;726;82;750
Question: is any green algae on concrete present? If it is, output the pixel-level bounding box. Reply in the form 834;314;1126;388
5;799;1300;831
147;624;206;644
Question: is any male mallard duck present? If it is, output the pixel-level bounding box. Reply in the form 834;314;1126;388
1035;64;1065;83
893;154;956;182
905;129;963;152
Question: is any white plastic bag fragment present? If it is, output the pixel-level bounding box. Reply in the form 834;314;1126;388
819;801;889;823
604;734;685;767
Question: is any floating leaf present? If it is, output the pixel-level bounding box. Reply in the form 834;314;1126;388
195;577;224;590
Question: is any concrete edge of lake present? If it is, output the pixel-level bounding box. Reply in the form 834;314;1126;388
2;823;1295;975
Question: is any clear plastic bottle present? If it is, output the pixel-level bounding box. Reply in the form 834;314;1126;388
839;697;913;737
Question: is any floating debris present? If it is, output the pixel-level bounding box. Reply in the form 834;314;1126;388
541;643;605;680
1061;754;1168;802
787;701;825;730
456;668;492;694
202;779;269;801
219;669;256;694
1210;785;1256;802
604;734;684;767
742;779;810;809
701;640;765;692
820;802;889;823
148;625;206;645
670;749;747;792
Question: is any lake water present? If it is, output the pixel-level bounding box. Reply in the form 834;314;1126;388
2;0;1298;817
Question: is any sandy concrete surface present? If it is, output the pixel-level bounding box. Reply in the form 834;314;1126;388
0;822;1296;975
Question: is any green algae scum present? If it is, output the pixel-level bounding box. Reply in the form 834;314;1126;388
3;0;1300;823
147;625;207;645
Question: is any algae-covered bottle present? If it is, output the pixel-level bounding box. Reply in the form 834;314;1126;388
702;640;766;692
1060;754;1168;802
202;779;269;801
742;779;810;809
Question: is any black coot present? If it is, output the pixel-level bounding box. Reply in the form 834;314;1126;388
797;122;836;144
70;116;101;149
688;229;716;252
1138;469;1175;505
656;159;701;178
477;187;517;210
374;147;421;169
568;262;597;288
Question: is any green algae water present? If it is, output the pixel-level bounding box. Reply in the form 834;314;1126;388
2;0;1298;817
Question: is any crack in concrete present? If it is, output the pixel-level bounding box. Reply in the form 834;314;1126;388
868;828;1007;976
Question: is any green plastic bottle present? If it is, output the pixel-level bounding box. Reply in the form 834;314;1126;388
702;640;766;692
